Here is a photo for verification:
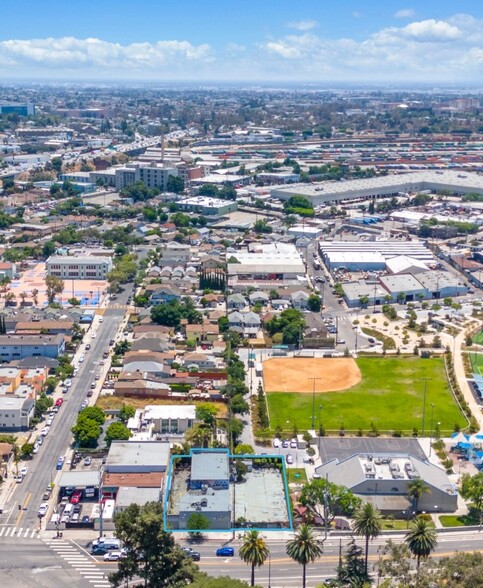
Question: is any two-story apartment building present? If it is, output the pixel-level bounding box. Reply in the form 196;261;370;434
46;256;112;280
0;396;34;431
0;335;65;361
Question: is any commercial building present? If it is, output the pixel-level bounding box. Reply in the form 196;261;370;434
90;163;178;191
272;170;483;206
415;271;468;299
0;334;65;360
0;396;34;431
178;196;237;216
105;441;171;474
0;103;35;116
46;255;112;280
379;274;428;303
315;453;457;513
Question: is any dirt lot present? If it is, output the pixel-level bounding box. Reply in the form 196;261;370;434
263;357;361;393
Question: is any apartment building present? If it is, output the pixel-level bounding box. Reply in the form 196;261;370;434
46;256;112;280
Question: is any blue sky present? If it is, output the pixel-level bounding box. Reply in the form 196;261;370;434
1;1;483;82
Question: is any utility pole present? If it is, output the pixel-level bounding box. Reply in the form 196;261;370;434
419;378;432;436
309;377;323;431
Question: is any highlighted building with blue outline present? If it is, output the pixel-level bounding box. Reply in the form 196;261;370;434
164;448;292;532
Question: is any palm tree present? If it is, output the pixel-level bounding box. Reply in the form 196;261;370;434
407;478;430;513
352;502;382;575
32;288;39;307
405;516;437;569
286;524;323;588
239;530;269;587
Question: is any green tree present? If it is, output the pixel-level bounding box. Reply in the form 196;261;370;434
80;406;105;425
105;422;132;446
195;403;217;428
189;576;258;588
307;294;321;312
186;512;211;534
405;516;438;569
286;524;323;588
21;442;34;458
407;478;430;512
239;531;269;587
336;538;369;587
71;414;101;448
352;502;382;575
460;472;483;529
119;404;136;423
300;478;361;527
109;502;198;587
198;184;218;196
234;444;255;455
167;175;185;194
151;302;182;327
45;274;64;304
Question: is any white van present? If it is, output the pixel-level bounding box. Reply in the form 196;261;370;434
50;513;61;525
62;503;74;517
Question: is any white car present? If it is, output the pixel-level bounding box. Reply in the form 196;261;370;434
290;439;298;449
99;317;104;323
104;551;124;561
20;466;28;476
79;356;85;363
46;417;54;426
40;427;50;437
273;438;281;448
15;475;23;484
64;379;72;387
92;333;97;338
32;444;39;454
37;436;43;446
38;503;49;517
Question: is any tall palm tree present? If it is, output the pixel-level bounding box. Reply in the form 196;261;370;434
239;530;269;587
405;517;437;569
407;478;430;513
352;502;383;575
286;524;323;588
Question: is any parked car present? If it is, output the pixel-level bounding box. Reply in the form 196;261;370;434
84;456;92;466
32;444;39;454
290;439;297;449
38;503;49;517
20;466;28;476
85;344;91;350
182;547;201;561
272;438;280;448
286;454;294;465
42;489;52;500
81;515;90;523
15;474;23;484
55;398;64;407
70;490;82;504
282;440;289;448
104;551;125;562
216;547;234;557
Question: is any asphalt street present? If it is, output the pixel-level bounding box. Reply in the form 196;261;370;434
1;295;130;533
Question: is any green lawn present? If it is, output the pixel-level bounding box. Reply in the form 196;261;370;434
286;468;308;484
468;351;483;372
473;330;483;345
267;357;466;434
439;512;479;527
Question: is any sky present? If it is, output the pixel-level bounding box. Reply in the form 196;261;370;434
1;1;483;84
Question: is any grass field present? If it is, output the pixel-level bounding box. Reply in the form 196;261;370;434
267;357;466;434
468;351;483;373
473;330;483;345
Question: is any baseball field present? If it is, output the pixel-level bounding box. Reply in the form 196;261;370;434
265;356;466;435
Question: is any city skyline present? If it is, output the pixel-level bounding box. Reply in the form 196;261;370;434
1;1;483;83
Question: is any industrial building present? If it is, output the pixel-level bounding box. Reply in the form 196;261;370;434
228;242;306;284
177;196;238;216
0;103;35;116
272;170;483;206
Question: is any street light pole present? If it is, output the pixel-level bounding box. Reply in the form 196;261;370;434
429;403;435;457
309;378;323;431
268;551;271;588
419;378;432;436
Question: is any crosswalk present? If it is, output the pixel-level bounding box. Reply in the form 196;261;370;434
108;303;129;310
0;525;40;539
44;538;110;588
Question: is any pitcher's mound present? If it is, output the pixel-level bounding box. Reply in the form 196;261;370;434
263;357;361;393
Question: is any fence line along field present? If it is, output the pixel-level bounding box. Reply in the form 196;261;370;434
263;357;362;394
266;357;467;435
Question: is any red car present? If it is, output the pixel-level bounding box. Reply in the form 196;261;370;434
70;490;82;504
55;398;64;407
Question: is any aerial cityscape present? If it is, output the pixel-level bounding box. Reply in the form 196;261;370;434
0;2;483;587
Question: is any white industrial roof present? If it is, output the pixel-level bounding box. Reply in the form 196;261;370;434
144;405;196;420
326;251;385;264
386;255;429;275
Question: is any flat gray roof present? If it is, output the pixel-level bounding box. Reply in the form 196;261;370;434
115;486;161;507
106;441;171;469
59;470;99;488
191;451;229;481
316;437;426;464
179;487;231;513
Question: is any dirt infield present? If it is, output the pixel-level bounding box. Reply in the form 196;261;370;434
263;357;361;393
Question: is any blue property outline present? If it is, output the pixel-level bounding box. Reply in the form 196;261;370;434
163;447;293;532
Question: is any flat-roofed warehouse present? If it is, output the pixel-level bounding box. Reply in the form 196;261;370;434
271;170;483;205
228;243;306;280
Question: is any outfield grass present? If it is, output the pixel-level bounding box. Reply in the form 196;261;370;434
267;357;466;434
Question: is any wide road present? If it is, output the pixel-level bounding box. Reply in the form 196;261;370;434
2;291;131;534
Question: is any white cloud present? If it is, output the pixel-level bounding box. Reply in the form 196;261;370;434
401;19;462;40
287;20;317;31
0;37;213;72
394;9;415;19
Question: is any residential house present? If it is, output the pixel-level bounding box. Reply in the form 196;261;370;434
249;291;270;306
200;255;222;270
227;294;248;310
227;311;261;338
290;290;310;309
146;284;182;305
183;352;218;371
185;323;219;343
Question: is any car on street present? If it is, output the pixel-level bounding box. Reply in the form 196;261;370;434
46;417;54;426
55;398;64;407
87;389;93;397
73;368;79;376
38;503;49;517
41;427;50;437
282;439;289;448
99;317;104;323
36;436;43;446
95;374;100;380
84;456;92;466
91;333;96;338
290;439;297;449
20;466;28;476
15;474;23;483
32;444;39;454
79;355;85;362
104;551;125;561
336;339;345;345
272;438;280;448
216;547;234;557
64;379;72;387
286;454;294;465
182;547;201;561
